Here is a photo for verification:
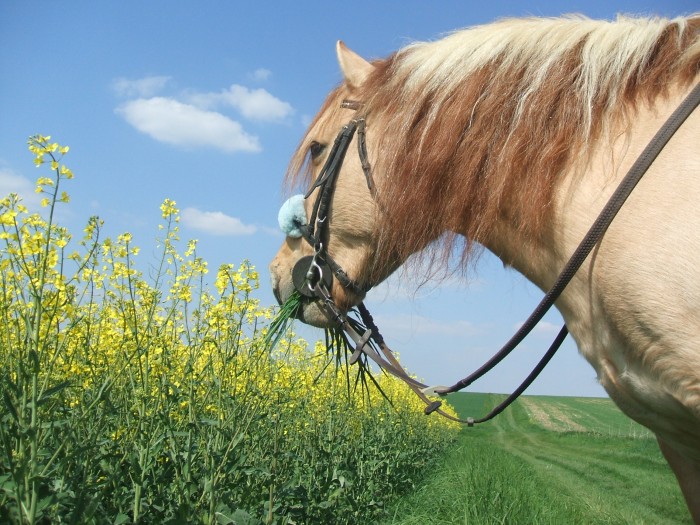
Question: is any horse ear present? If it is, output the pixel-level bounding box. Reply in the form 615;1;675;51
336;40;374;89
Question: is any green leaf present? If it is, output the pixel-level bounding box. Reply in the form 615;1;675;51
37;380;72;405
2;389;19;423
221;508;257;525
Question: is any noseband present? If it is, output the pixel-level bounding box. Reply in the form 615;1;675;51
285;82;700;426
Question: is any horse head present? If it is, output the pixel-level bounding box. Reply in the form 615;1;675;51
269;43;393;327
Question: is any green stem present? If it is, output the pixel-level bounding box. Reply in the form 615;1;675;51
23;146;62;525
28;374;39;524
133;481;142;523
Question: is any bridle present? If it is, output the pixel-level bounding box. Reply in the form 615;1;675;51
287;82;700;425
287;102;471;423
292;106;373;301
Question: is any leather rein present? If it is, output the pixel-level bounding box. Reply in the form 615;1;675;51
292;82;700;425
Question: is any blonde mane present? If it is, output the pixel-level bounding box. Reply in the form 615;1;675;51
290;15;700;272
391;15;698;141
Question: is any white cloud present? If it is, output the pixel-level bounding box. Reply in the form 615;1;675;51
224;85;293;121
190;84;293;122
181;207;257;236
116;97;261;153
0;168;42;209
250;68;272;82
113;75;293;152
113;76;171;98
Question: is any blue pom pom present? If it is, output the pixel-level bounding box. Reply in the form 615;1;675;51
278;194;307;238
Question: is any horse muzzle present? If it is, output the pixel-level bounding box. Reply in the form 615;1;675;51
269;256;337;328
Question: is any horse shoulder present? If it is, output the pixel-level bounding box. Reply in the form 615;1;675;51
551;82;700;454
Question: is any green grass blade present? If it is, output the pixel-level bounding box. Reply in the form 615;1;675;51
264;290;302;350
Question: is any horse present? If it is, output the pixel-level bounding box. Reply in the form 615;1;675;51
269;14;700;521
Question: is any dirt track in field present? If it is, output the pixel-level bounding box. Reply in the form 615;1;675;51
520;397;586;432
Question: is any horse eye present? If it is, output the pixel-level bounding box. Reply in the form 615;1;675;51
309;141;326;160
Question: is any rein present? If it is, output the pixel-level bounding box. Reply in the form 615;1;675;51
292;82;700;425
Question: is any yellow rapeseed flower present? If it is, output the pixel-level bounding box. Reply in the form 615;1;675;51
160;198;178;219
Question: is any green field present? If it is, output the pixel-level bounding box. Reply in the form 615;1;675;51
382;393;690;525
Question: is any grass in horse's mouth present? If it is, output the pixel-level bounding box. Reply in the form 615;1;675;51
266;291;389;402
264;290;303;351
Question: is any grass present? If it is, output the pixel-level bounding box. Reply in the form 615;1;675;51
265;286;393;404
381;393;690;524
263;289;302;350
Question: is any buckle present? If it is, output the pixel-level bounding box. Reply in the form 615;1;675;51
292;255;333;298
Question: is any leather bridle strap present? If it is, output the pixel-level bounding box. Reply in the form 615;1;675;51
300;118;372;296
311;281;470;423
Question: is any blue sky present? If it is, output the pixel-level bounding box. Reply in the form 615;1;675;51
1;1;696;397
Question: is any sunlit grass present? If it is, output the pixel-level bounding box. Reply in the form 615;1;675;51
264;290;302;351
383;394;688;525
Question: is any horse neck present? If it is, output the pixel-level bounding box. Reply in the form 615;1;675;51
478;218;563;294
476;80;700;301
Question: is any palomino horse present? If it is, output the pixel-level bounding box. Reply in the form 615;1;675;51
270;15;700;520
